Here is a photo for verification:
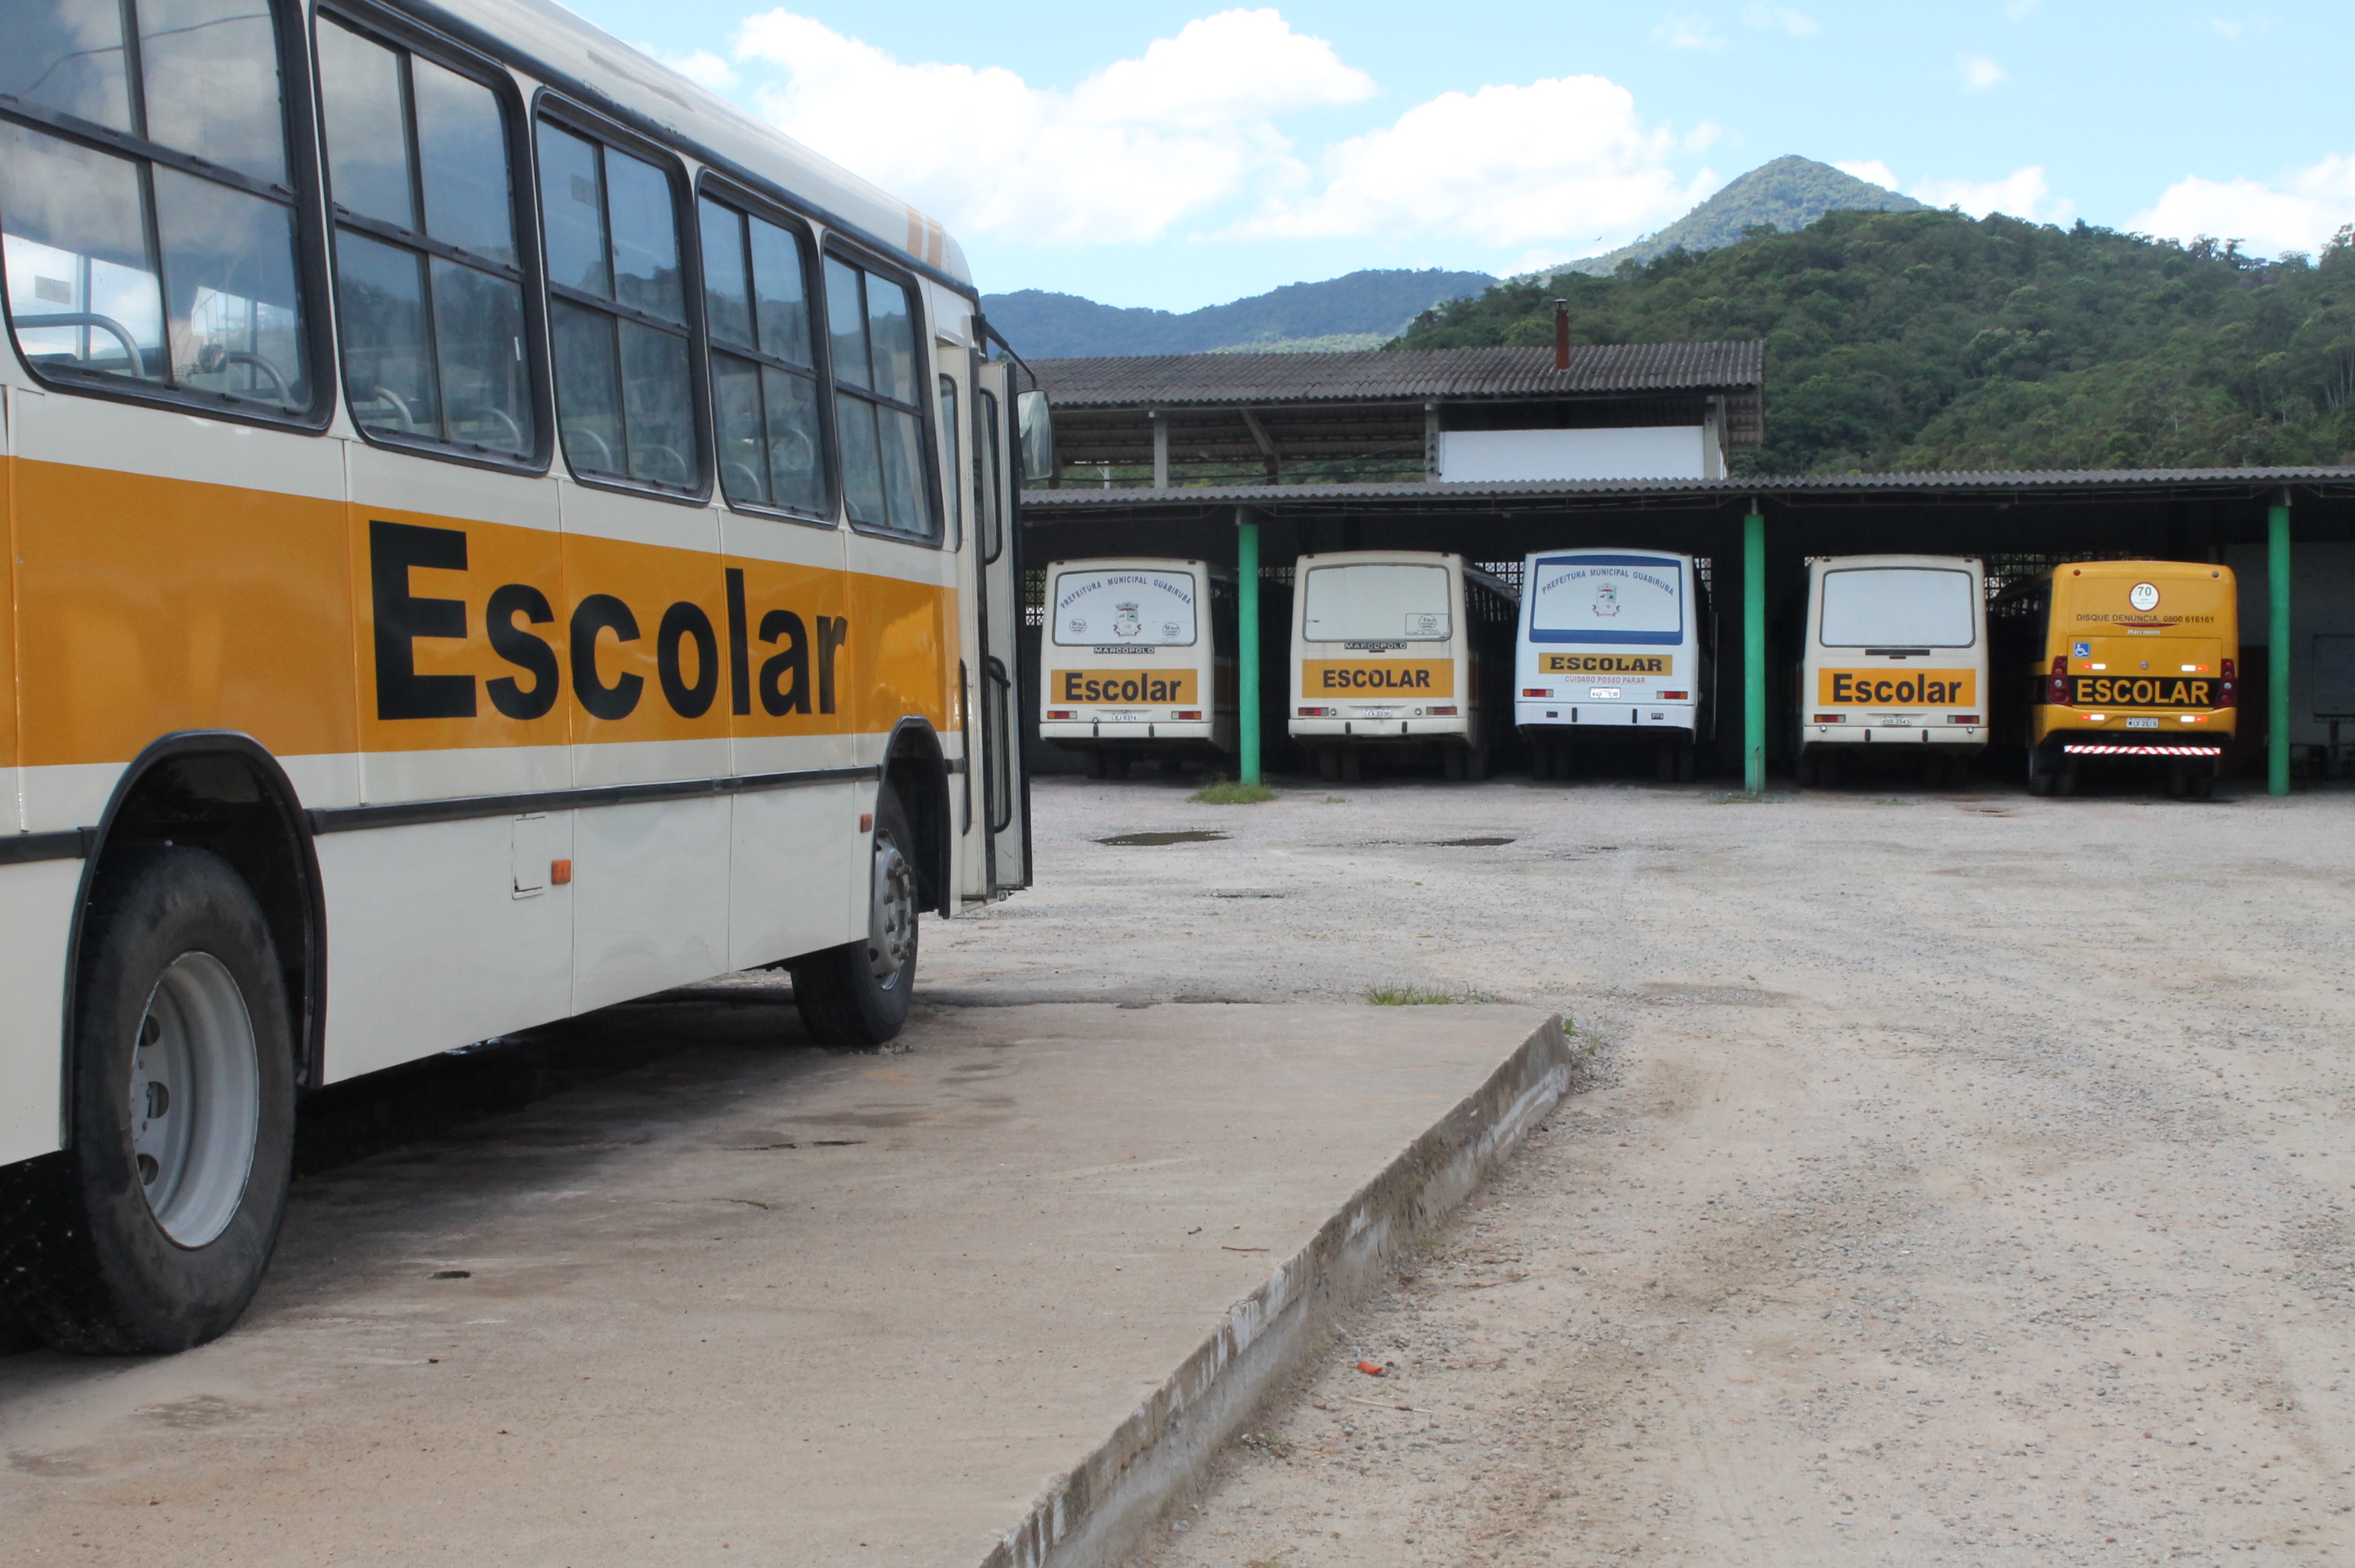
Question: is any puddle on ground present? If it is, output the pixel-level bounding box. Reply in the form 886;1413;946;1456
1209;889;1282;898
1099;831;1231;846
1429;836;1515;847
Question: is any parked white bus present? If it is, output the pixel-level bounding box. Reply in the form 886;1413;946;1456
1516;549;1711;782
1038;558;1234;776
0;0;1036;1352
1794;554;1988;787
1290;551;1517;782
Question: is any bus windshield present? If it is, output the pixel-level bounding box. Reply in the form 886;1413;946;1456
1052;568;1198;646
1303;564;1451;641
1820;568;1976;647
1529;555;1681;642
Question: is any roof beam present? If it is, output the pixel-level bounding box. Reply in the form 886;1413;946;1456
1238;407;1281;481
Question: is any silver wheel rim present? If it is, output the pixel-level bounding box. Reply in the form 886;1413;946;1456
130;952;260;1248
867;827;917;991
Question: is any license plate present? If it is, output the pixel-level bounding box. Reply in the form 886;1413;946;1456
1877;718;1913;728
1589;687;1621;699
2125;716;2159;729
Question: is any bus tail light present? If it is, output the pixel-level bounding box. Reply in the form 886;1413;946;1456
1949;713;1980;725
1811;713;1845;724
1428;705;1458;716
1659;689;1688;700
1046;709;1075;720
2048;655;2070;706
1173;709;1201;720
1299;705;1335;717
1521;687;1549;697
2218;658;2236;708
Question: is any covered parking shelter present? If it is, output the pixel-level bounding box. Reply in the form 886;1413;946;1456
1020;464;2355;795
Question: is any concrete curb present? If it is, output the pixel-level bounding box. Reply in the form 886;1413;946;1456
985;1013;1586;1568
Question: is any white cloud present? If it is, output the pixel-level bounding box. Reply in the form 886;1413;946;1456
1912;165;2073;224
642;47;737;92
1743;4;1821;36
1957;54;2007;89
731;8;1371;244
1836;159;1901;191
1684;121;1724;153
2131;154;2355;256
2005;0;2041;18
1221;75;1714;248
1653;17;1729;50
2209;15;2274;40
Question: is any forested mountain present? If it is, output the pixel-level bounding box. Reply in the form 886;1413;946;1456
1548;156;1925;278
985;268;1495;358
1402;208;2355;474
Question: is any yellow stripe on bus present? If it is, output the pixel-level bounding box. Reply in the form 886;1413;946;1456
9;458;951;769
1300;658;1454;697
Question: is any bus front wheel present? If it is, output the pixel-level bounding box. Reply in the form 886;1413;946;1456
791;786;918;1048
0;847;294;1354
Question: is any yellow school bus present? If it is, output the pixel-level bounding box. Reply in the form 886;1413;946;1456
0;0;1035;1351
1995;560;2238;797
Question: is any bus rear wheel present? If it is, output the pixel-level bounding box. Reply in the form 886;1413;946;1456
0;847;294;1354
791;785;918;1048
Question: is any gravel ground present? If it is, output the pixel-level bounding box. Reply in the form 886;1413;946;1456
928;767;2355;1566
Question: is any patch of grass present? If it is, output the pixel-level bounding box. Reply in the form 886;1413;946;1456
1322;795;1351;804
1712;790;1792;804
1190;777;1276;805
1367;982;1479;1006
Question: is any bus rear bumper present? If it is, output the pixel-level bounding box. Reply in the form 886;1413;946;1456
1042;721;1216;742
1515;702;1696;731
1290;717;1471;741
1803;725;1983;748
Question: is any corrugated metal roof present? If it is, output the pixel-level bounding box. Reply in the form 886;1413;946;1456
1025;344;1764;409
1022;466;2353;506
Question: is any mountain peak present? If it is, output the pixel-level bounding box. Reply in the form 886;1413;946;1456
1544;156;1927;278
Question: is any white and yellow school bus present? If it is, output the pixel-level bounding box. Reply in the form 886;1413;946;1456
1516;548;1711;782
1794;554;1988;787
1038;557;1234;777
1289;550;1518;782
0;0;1034;1352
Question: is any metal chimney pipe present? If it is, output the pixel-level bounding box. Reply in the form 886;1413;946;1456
1553;298;1569;371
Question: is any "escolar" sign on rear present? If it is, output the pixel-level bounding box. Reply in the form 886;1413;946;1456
1817;669;1977;706
1301;659;1455;696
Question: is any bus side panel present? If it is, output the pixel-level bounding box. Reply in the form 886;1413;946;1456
573;797;732;1015
0;861;80;1165
315;815;576;1084
729;782;859;968
11;397;357;831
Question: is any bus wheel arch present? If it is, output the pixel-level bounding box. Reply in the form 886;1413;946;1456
72;734;324;1096
882;719;953;918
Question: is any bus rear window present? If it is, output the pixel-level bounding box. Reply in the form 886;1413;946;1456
1303;564;1451;641
1820;567;1975;647
1529;556;1681;641
1052;570;1197;646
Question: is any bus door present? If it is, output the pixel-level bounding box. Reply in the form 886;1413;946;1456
971;360;1030;893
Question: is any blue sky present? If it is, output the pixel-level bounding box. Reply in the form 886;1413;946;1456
563;0;2355;312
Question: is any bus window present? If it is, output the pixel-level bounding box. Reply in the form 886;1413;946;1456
975;388;1004;564
698;195;827;516
318;19;532;458
1303;562;1451;641
1819;567;1976;647
1052;567;1198;647
824;254;936;539
538;119;699;491
938;375;961;548
0;0;312;415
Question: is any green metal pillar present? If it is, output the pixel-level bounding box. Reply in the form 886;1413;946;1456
1743;507;1766;795
1237;509;1261;786
2269;497;2292;797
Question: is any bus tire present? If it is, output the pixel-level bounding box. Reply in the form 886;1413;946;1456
1465;742;1489;782
0;847;294;1354
790;786;918;1049
1341;748;1364;784
1441;747;1465;782
1675;743;1697;784
1082;750;1107;779
1316;747;1340;783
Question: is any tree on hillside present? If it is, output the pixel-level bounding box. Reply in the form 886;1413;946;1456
1397;209;2355;474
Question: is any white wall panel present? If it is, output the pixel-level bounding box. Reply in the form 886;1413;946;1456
316;815;574;1083
13;386;345;500
571;797;730;1014
1437;426;1708;484
0;860;85;1164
